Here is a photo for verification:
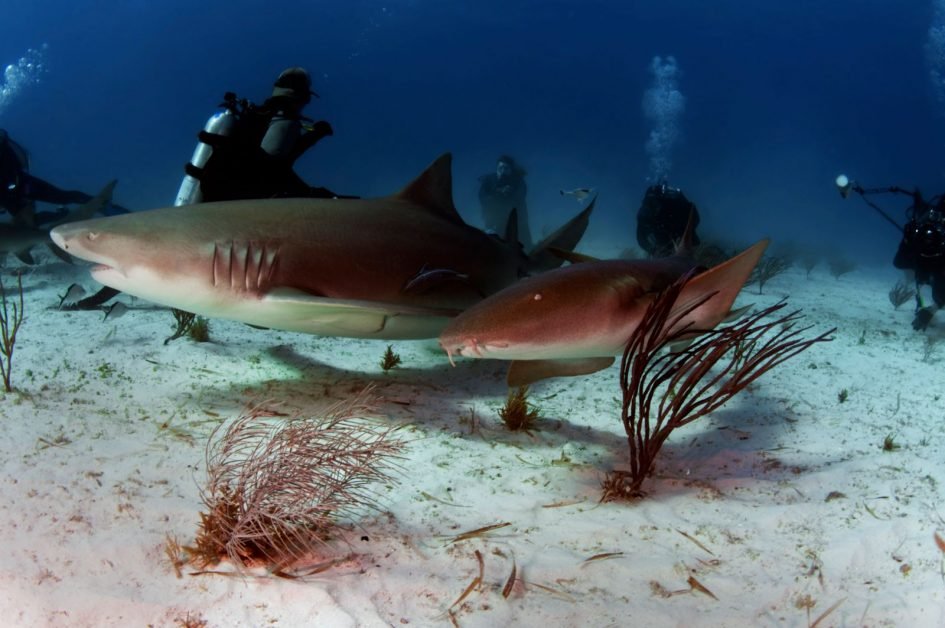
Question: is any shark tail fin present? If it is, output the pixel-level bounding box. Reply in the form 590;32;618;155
672;239;769;333
70;180;118;222
526;195;596;272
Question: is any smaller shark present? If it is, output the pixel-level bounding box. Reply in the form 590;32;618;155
438;240;768;386
0;180;116;265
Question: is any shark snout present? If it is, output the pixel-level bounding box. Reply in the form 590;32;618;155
49;223;97;253
49;222;111;267
48;224;71;251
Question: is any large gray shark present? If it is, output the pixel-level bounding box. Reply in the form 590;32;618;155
50;154;592;339
438;240;769;385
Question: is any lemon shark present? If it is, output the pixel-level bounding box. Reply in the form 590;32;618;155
49;154;592;339
438;239;769;385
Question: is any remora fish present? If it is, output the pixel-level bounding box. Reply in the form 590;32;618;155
57;283;86;309
50;154;593;340
438;239;768;385
560;187;595;202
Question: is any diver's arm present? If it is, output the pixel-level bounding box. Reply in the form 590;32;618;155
288;120;333;164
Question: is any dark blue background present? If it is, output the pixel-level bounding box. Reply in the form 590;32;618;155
1;0;941;264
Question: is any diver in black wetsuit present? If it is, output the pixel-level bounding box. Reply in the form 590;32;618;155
478;155;532;249
186;66;339;203
836;175;945;331
636;182;701;257
72;66;343;311
0;129;128;226
892;194;945;330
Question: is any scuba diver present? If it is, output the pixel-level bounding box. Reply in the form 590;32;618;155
836;174;945;331
636;182;701;257
176;66;341;204
0;129;128;226
478;155;533;249
71;66;346;311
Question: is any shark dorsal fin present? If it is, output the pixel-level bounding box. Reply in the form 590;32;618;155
395;153;463;223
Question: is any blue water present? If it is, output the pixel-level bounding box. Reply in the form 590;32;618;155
1;0;941;265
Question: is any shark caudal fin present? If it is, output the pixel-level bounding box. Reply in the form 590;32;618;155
526;196;596;272
671;239;769;333
53;180;118;227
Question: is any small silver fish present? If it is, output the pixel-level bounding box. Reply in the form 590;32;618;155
560;188;595;202
58;283;87;309
102;301;128;322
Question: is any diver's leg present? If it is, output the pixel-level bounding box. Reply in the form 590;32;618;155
911;277;941;331
22;174;92;205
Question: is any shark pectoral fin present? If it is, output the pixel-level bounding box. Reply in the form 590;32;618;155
264;288;461;337
507;356;616;387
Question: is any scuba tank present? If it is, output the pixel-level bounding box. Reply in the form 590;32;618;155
174;107;236;206
259;112;302;158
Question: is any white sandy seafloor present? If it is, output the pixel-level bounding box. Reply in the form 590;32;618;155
0;241;944;628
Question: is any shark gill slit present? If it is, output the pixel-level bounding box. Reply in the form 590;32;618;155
228;241;237;290
265;248;279;287
212;242;227;288
244;241;253;292
250;242;262;291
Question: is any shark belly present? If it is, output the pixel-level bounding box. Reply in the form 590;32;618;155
91;266;457;339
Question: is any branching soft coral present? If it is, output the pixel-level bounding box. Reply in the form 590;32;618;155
604;273;835;500
187;386;405;572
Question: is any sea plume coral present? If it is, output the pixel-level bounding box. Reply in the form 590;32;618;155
603;272;834;500
187;386;404;572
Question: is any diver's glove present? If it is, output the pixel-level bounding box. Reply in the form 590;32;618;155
912;307;935;331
